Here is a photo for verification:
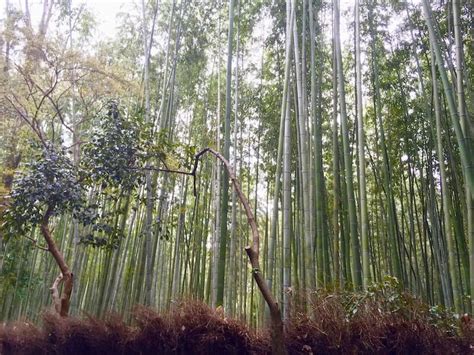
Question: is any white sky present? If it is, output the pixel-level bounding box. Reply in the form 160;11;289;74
83;0;127;39
88;0;356;40
1;0;357;41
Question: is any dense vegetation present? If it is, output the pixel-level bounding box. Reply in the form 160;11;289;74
1;0;474;352
1;284;473;354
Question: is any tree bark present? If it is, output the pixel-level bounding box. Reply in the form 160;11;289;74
40;206;73;317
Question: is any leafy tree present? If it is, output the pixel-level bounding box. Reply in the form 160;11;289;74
2;145;84;316
3;146;84;237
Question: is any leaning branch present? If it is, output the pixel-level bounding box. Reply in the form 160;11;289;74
191;148;286;355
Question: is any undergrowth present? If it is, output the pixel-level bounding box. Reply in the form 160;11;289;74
287;277;473;354
1;279;472;354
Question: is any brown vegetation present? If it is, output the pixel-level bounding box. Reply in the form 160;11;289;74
0;298;472;355
287;292;473;354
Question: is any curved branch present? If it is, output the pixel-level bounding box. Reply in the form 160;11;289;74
191;148;286;355
40;205;73;317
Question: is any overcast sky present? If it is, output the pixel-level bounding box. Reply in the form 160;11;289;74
86;0;356;39
1;0;359;41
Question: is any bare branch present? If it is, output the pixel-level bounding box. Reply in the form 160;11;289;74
4;94;48;148
24;235;49;251
129;166;194;176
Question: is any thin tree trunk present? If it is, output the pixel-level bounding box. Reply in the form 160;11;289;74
227;2;240;315
331;10;341;287
334;0;362;288
141;0;158;306
452;0;473;313
211;1;222;308
217;0;236;307
292;1;314;291
431;45;460;311
283;77;292;321
355;0;369;290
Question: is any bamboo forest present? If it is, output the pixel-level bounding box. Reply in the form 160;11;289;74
1;0;474;353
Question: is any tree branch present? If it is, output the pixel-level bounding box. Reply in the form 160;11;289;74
189;148;286;355
25;235;49;251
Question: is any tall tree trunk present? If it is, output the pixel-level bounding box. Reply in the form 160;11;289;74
211;1;223;308
141;0;157;306
431;45;460;311
309;0;327;288
452;0;473;313
283;76;292;321
334;0;362;288
226;1;241;315
292;1;314;291
217;0;235;308
331;11;341;287
355;0;369;289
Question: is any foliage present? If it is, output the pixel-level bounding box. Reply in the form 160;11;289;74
0;237;42;301
80;225;125;250
82;102;144;191
0;120;139;249
1;145;85;238
337;276;460;336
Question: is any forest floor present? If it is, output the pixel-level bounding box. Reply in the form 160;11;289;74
1;293;473;354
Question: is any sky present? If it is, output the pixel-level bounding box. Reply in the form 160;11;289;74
1;0;357;41
0;0;127;38
83;0;128;39
86;0;356;39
